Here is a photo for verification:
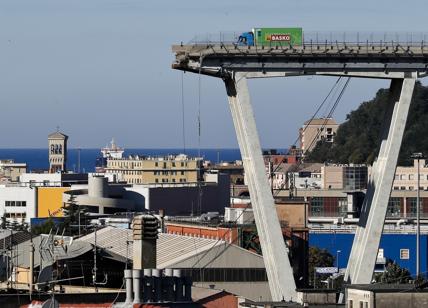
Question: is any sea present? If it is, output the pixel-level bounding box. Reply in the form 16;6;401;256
0;148;243;173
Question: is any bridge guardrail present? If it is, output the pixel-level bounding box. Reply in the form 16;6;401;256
187;31;428;47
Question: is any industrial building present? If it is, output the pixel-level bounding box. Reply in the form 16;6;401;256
75;226;271;301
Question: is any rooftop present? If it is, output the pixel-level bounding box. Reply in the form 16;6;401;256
77;226;226;268
303;118;338;126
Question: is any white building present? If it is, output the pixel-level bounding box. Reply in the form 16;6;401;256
0;185;36;224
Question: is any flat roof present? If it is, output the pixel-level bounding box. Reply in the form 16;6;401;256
347;283;428;293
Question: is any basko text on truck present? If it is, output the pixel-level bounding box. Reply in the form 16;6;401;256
237;27;303;46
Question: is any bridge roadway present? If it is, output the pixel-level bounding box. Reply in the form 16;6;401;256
172;42;426;302
172;43;428;77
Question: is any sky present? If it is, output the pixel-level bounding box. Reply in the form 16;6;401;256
1;0;428;149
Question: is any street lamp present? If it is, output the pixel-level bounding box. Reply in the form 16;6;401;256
411;152;424;277
336;250;341;273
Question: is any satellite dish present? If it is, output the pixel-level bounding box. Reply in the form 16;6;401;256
37;264;53;290
41;298;59;308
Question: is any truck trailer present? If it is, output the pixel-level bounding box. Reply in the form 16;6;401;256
237;27;303;46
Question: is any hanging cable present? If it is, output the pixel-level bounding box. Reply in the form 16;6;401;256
291;77;342;147
191;77;353;274
197;57;203;216
270;77;343;182
181;71;186;154
303;77;351;156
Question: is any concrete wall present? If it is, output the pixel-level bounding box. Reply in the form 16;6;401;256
195;281;271;302
322;166;344;189
376;292;428;308
276;202;307;228
346;288;373;308
0;186;36;223
147;174;230;215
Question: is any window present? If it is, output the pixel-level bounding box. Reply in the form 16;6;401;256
181;171;185;175
155;162;158;167
409;174;414;180
349;300;353;308
387;197;401;217
172;162;176;167
155;179;159;183
400;249;410;260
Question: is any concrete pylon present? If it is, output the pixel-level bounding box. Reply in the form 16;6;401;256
344;77;416;286
224;72;297;301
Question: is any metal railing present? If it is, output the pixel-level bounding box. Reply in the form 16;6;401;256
187;31;428;47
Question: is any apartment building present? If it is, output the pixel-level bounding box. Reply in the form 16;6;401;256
105;153;202;184
0;159;27;182
299;118;339;153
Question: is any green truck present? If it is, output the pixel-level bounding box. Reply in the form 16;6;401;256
237;27;303;46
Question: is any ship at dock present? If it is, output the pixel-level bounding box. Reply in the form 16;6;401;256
95;138;124;173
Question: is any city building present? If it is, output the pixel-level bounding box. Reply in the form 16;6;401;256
393;159;428;191
48;130;68;173
105;153;202;184
63;175;143;214
310;230;428;279
299;118;339;153
126;171;230;215
0;160;27;182
20;172;88;187
167;198;309;287
321;164;368;190
77;226;271;301
346;284;428;308
0;184;37;224
207;161;244;185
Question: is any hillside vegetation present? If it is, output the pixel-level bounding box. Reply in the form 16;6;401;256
306;81;428;166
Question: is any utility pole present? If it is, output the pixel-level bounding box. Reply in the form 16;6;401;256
92;227;98;293
412;152;424;277
29;235;34;298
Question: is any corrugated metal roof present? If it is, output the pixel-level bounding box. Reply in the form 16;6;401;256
0;230;31;250
77;226;226;268
14;235;92;268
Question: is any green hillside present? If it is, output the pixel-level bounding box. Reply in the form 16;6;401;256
305;81;428;166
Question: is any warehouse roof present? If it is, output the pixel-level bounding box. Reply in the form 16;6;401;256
77;226;265;269
14;234;92;268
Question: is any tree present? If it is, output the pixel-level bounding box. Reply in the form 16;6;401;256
374;260;412;284
31;217;55;235
306;81;428;165
309;246;334;288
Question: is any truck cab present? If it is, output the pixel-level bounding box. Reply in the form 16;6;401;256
237;32;254;46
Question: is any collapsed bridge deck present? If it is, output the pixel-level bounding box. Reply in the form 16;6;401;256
172;43;428;77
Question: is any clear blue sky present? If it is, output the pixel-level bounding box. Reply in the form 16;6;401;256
1;0;428;148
